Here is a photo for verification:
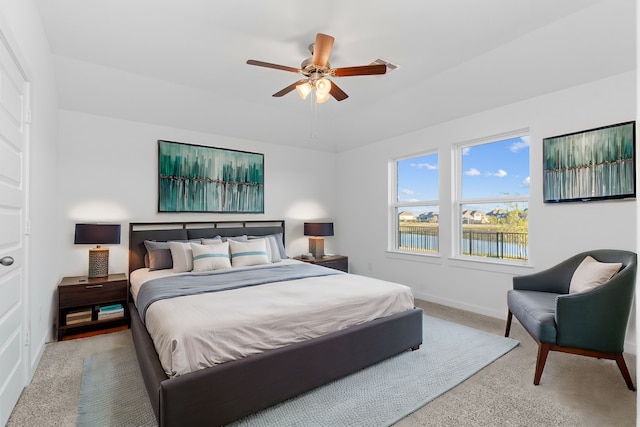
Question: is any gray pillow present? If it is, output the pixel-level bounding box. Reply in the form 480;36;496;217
271;233;288;259
208;235;248;243
144;240;172;271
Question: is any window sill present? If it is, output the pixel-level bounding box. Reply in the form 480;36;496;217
385;250;442;265
384;250;533;274
448;255;533;275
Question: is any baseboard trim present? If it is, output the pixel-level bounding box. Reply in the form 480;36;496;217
413;291;506;320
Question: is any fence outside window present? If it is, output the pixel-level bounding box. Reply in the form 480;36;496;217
398;225;528;261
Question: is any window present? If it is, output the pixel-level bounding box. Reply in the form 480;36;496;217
391;152;439;254
456;133;529;262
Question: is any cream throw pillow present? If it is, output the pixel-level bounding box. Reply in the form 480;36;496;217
569;256;622;293
191;242;231;271
248;236;281;263
229;239;269;267
169;241;194;272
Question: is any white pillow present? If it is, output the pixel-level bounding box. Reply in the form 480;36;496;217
229;239;270;267
248;236;281;263
191;242;231;272
569;255;622;293
169;241;194;272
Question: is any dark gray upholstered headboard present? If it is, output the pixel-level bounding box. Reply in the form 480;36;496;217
128;220;285;274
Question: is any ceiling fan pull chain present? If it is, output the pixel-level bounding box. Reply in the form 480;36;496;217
310;91;317;139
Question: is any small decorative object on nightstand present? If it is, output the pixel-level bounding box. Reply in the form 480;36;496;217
295;254;348;273
57;273;129;341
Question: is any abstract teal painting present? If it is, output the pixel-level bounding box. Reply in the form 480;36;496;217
158;140;264;213
543;121;635;203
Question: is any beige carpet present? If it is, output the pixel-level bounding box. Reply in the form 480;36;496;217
7;300;637;426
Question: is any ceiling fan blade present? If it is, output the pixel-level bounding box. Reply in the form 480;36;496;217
246;60;300;73
333;64;387;77
312;33;335;67
329;81;348;101
272;79;308;97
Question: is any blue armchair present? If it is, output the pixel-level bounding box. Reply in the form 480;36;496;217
505;249;636;390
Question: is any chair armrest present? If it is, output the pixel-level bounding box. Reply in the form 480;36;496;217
513;258;581;293
555;265;635;353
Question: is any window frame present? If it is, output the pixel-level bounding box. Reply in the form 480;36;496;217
453;129;530;264
389;150;440;256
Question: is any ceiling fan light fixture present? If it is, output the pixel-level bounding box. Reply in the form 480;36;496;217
315;91;330;104
315;78;331;96
296;82;313;100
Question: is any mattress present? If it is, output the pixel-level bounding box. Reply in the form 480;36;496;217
131;260;415;377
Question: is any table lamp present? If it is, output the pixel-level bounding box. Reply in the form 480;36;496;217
303;222;334;259
74;224;121;278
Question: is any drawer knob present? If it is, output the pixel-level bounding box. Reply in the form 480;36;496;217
0;256;14;266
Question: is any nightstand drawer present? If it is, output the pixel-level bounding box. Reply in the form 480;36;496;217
59;280;127;308
294;255;349;273
319;258;348;272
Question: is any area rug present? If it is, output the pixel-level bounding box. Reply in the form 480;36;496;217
77;343;156;427
77;315;518;427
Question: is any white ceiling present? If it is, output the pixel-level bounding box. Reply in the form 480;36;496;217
35;0;635;152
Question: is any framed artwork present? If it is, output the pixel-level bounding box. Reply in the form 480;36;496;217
543;121;635;203
158;140;264;213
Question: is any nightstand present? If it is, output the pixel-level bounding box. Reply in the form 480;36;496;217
295;255;348;273
57;273;129;341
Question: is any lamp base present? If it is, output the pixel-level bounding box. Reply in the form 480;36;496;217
88;247;109;278
308;237;325;260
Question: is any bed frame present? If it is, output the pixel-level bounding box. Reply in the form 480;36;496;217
128;220;424;426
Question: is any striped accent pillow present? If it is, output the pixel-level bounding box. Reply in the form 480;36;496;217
248;236;281;263
229;239;270;267
191;242;231;272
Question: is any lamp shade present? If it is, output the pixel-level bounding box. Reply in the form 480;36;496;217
296;82;313;100
74;224;121;245
304;222;334;237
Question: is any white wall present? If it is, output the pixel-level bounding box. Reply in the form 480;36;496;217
1;0;60;374
57;111;339;276
337;71;637;351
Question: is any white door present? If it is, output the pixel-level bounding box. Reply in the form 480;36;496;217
0;29;29;426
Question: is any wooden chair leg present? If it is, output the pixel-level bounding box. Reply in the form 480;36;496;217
534;343;551;385
504;310;513;337
615;354;636;391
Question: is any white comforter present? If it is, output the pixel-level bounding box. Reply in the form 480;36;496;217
131;260;414;377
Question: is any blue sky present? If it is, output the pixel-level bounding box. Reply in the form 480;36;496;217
397;136;530;206
462;136;530;199
397;153;439;202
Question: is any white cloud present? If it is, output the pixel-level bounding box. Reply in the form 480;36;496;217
509;137;530;153
465;168;480;176
411;162;438;170
401;189;418;195
462;147;471;156
494;169;507;177
523;176;530;186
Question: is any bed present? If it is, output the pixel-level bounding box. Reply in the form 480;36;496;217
128;220;424;426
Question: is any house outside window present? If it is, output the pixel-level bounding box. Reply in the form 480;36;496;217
455;132;530;262
391;152;439;254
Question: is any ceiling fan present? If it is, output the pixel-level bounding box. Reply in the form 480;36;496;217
246;33;386;103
